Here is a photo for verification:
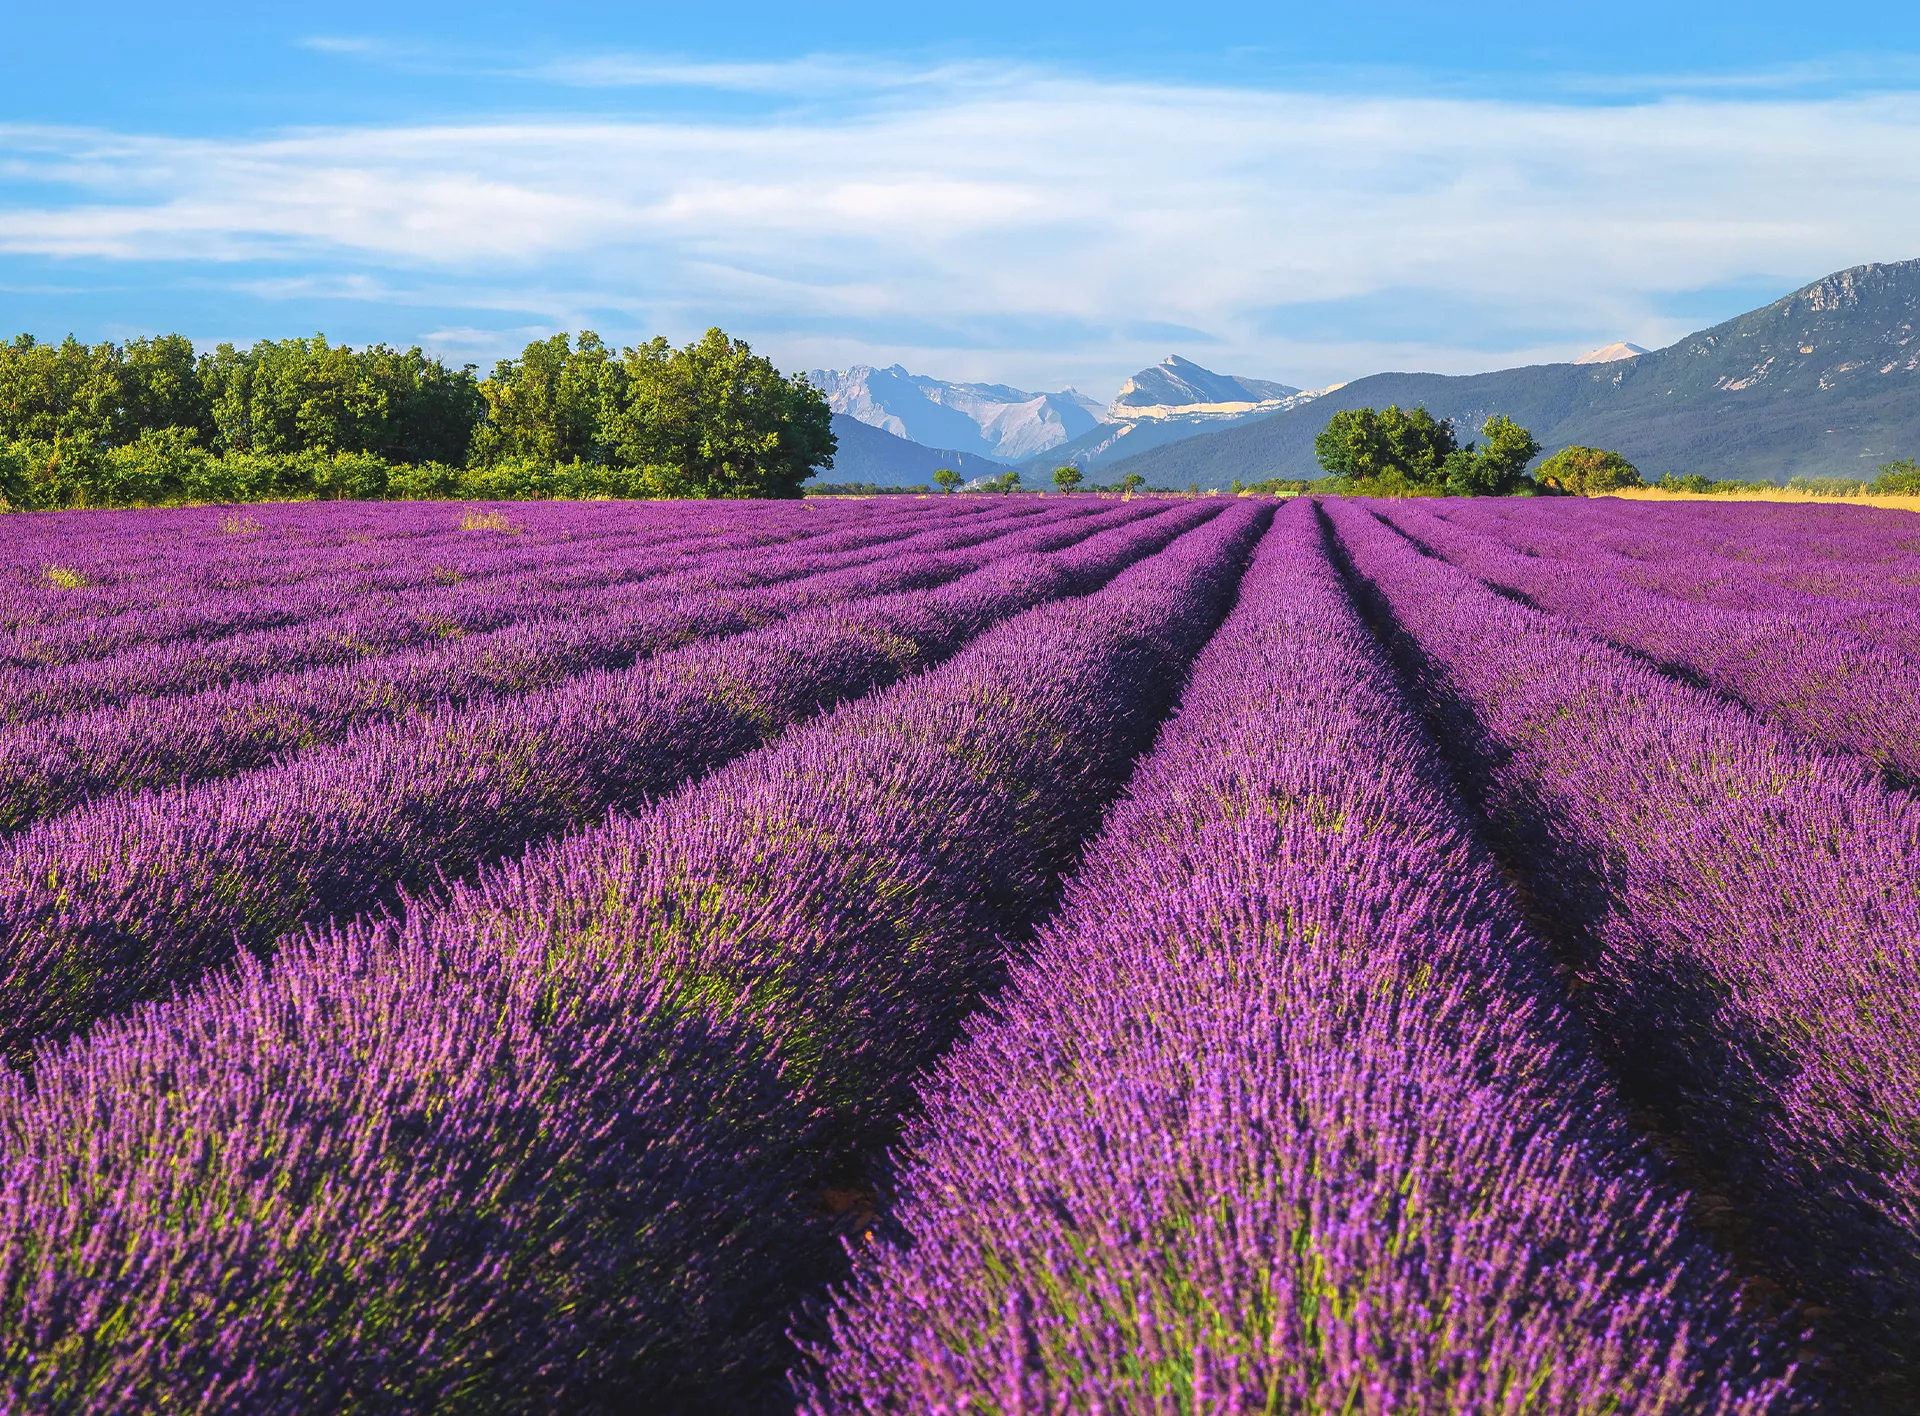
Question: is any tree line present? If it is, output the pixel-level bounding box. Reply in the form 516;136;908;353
0;328;834;510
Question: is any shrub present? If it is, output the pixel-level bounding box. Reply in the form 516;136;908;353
1786;476;1868;497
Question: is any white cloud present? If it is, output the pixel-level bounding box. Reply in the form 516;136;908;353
2;65;1919;391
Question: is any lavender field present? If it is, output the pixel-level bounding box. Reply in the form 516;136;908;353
0;493;1916;1413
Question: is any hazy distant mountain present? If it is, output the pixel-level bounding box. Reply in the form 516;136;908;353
815;356;1316;478
1110;354;1300;416
1018;356;1324;475
1016;414;1260;475
1102;260;1920;488
808;413;1006;488
1574;341;1649;365
809;365;1105;463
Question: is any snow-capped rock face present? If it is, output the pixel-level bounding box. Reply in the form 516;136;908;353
807;365;1106;463
1573;342;1650;365
1108;354;1301;419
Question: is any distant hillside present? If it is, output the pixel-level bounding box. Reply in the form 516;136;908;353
1013;413;1253;475
807;414;1004;488
1103;260;1920;488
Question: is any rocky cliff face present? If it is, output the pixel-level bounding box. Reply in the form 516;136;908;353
1673;261;1920;397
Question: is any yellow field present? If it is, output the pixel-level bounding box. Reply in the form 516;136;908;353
1607;487;1920;514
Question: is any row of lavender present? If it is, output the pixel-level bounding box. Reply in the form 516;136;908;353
1320;498;1920;1413
0;500;1198;1059
0;498;922;637
0;498;1088;828
1446;495;1920;611
1;498;968;672
0;502;1267;1411
1376;499;1920;783
801;499;1794;1413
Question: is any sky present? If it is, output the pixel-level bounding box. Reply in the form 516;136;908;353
5;2;1920;399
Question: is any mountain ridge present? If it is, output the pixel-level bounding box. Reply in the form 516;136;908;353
1101;259;1920;488
813;354;1315;476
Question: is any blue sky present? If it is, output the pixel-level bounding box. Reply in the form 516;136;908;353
5;2;1920;397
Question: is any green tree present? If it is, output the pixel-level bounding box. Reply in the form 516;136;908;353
1119;472;1145;496
1313;405;1458;488
991;468;1021;494
1051;464;1083;493
1471;415;1541;494
602;329;834;499
203;335;481;463
0;333;211;447
1315;405;1538;496
469;332;623;467
1441;415;1541;497
933;467;962;494
1535;445;1644;496
1873;458;1920;494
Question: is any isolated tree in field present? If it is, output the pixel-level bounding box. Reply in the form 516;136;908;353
1051;464;1083;494
1119;472;1145;496
993;469;1021;494
1475;416;1540;489
933;468;962;494
1536;446;1644;495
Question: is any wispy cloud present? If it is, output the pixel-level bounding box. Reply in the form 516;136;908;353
2;63;1918;390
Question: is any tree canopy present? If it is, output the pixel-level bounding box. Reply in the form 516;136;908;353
1313;405;1459;490
1312;405;1540;496
0;325;832;508
1535;445;1643;496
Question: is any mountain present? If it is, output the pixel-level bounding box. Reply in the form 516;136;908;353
816;356;1318;479
1101;260;1920;488
1109;354;1299;416
1574;342;1649;365
808;414;1006;488
1017;357;1325;476
808;365;1105;463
